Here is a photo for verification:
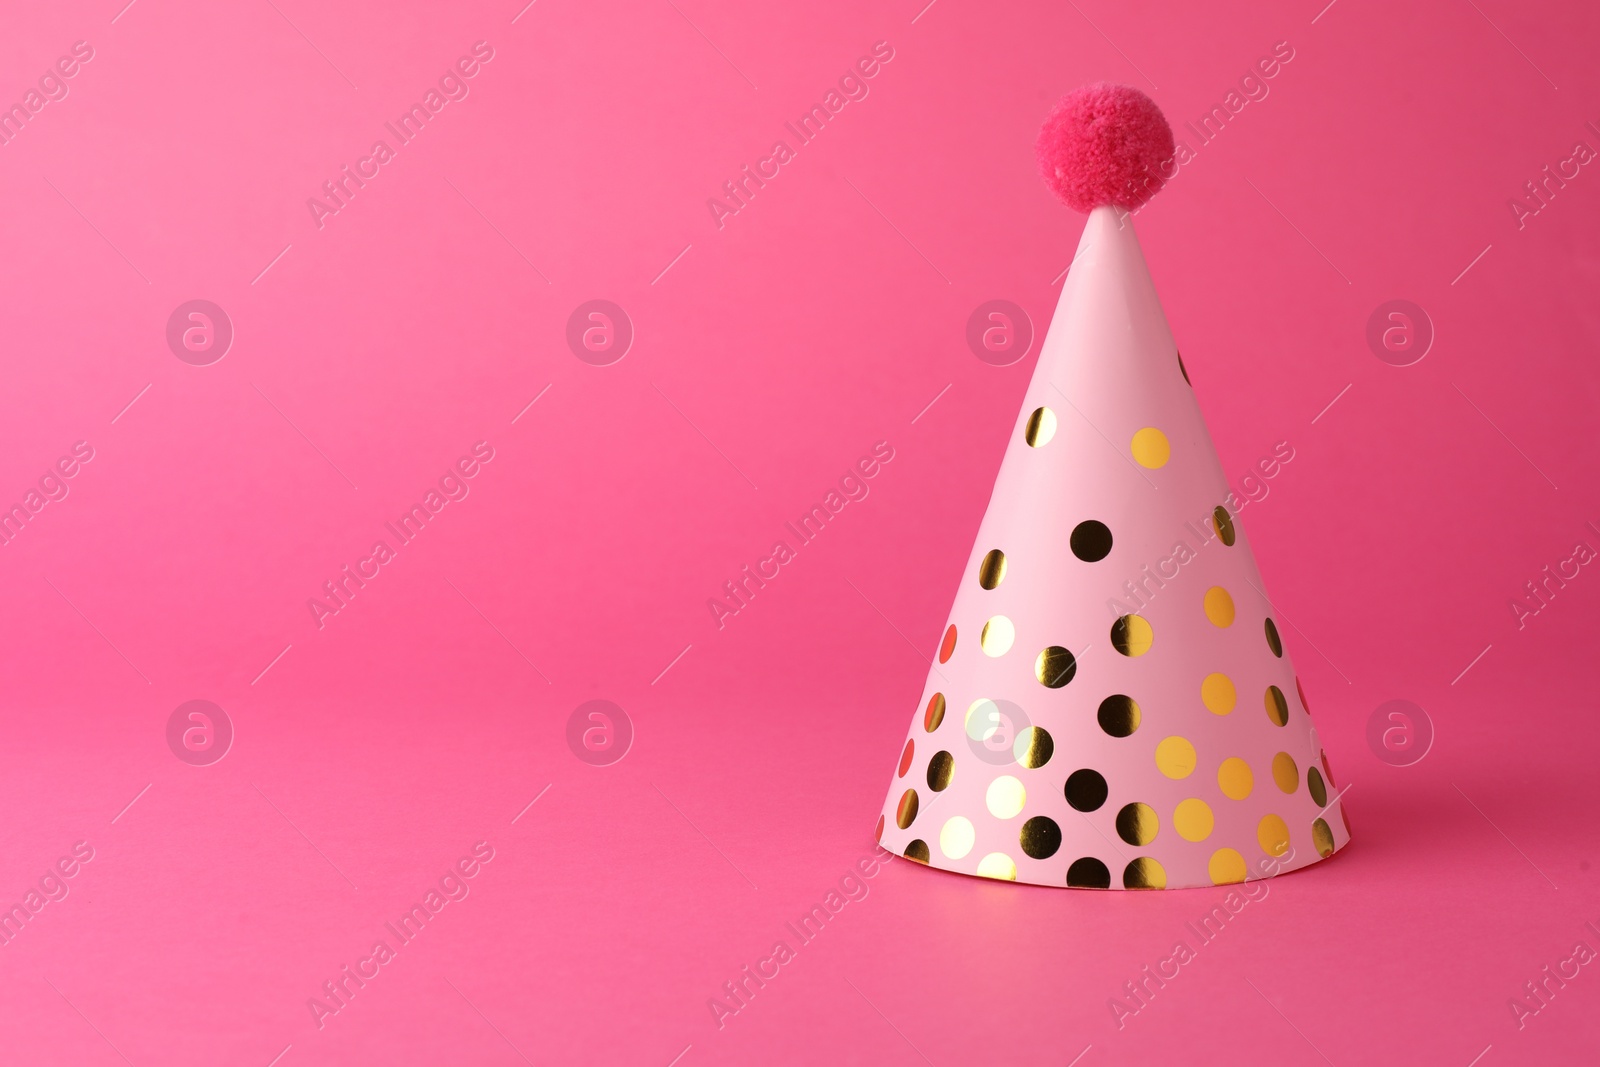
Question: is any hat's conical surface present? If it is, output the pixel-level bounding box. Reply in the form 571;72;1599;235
877;204;1350;890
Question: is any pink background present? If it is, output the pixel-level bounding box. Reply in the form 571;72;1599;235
1;0;1597;1064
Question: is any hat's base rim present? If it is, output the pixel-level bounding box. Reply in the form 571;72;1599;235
879;825;1351;891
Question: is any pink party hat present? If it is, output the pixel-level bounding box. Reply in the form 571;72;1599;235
876;84;1349;890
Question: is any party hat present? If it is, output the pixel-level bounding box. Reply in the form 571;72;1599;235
876;85;1349;890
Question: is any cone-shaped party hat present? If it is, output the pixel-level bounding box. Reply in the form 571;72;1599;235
876;85;1349;890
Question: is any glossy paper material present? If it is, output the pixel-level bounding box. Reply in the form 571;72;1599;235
878;207;1348;889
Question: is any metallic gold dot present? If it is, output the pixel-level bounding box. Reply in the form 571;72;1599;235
896;789;919;829
1123;857;1166;889
986;775;1027;819
1116;802;1159;846
938;625;957;664
1307;766;1327;807
1025;406;1057;447
1177;350;1191;385
1131;427;1171;468
874;815;884;843
1313;818;1335;858
976;853;1018;880
1201;673;1237;714
1155;736;1197;779
1264;685;1289;727
1066;769;1108;812
1013;726;1053;769
897;738;915;778
980;615;1016;657
1035;646;1077;688
939;816;975;859
1264;617;1283;657
904;839;930;864
1203;586;1235;627
1070;520;1113;562
965;699;1021;754
964;698;1001;743
1257;814;1290;856
1098;694;1141;737
1218;758;1254;800
1213;506;1236;546
1067;857;1111;888
926;750;955;792
978;549;1007;590
1272;752;1299;794
1019;816;1062;859
923;692;946;732
1208;848;1247;885
1174;798;1214;842
1298;677;1311;712
1111;614;1153;656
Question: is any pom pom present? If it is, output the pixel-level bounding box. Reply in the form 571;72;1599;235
1036;83;1174;213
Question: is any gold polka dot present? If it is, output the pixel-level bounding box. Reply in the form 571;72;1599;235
1116;803;1159;846
923;692;946;732
1070;520;1114;562
1155;736;1196;779
986;775;1026;819
1307;766;1327;807
980;616;1015;657
1217;757;1253;800
1271;752;1298;794
896;789;919;829
1065;770;1108;812
1208;848;1247;885
897;738;914;777
1123;857;1166;889
1201;673;1236;714
938;625;957;663
1131;427;1171;468
1264;617;1283;657
1067;857;1111;888
976;853;1017;880
1203;586;1235;627
926;750;954;792
1257;814;1290;856
1313;817;1335;858
1174;798;1214;842
1019;816;1062;859
1034;646;1077;688
939;816;975;859
964;699;1007;749
1098;694;1141;737
1111;614;1153;656
1264;685;1289;726
978;549;1007;590
1013;726;1053;769
904;840;930;864
1025;406;1056;447
1177;350;1191;385
1213;505;1236;546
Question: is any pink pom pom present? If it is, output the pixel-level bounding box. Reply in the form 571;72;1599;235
1036;84;1174;213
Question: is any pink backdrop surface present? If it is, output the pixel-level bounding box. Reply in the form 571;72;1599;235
1;0;1598;1064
